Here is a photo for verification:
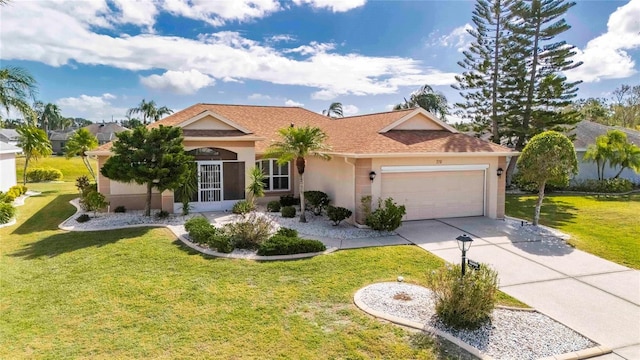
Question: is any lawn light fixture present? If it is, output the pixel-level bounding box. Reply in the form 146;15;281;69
496;167;504;177
456;234;473;277
369;171;376;182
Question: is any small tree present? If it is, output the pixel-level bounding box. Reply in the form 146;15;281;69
16;125;52;185
584;130;640;179
517;131;577;225
263;125;331;223
65;128;99;181
101;125;193;216
247;166;266;206
176;162;197;216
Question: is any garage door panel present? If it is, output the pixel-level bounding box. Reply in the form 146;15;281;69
381;170;484;220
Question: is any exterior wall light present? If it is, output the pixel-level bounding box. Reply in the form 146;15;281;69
369;171;376;182
497;167;504;177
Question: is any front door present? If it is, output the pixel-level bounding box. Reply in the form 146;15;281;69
198;161;222;203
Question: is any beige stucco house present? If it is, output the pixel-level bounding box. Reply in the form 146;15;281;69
88;104;515;223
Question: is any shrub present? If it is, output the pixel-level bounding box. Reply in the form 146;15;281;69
114;205;126;213
8;185;25;196
267;200;281;212
281;205;296;218
76;214;91;223
26;168;63;182
19;185;28;195
155;210;170;219
232;200;254;215
210;233;234;253
79;191;109;216
365;197;406;231
279;195;299;207
327;205;352;226
76;175;91;194
0;202;16;224
304;190;330;215
275;227;298;238
512;171;565;193
568;178;634;193
184;217;216;244
5;188;20;202
257;235;326;256
426;264;498;330
224;213;275;250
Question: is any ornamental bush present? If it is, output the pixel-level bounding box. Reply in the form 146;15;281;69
365;197;406;231
275;227;298;238
232;199;255;215
281;205;296;218
279;195;299;207
304;190;330;215
80;191;109;216
114;205;126;213
26;168;63;182
76;214;90;223
266;200;281;212
0;202;16;224
568;178;634;193
327;205;352;226
184;217;215;243
224;213;275;250
426;264;498;330
257;235;326;256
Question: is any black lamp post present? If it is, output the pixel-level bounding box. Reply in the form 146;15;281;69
456;234;473;277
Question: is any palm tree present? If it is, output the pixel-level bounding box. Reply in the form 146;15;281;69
40;103;61;132
16;125;52;185
64;128;99;181
322;102;344;118
263;125;331;222
0;66;37;123
393;84;449;119
127;99;173;125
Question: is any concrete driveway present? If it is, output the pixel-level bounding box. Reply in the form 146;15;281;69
396;217;640;360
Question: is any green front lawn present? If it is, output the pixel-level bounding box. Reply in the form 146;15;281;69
0;182;524;359
15;155;97;183
506;194;640;269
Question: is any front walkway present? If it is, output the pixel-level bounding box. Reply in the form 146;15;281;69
396;217;640;360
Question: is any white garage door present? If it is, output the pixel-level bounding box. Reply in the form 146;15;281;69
380;167;485;221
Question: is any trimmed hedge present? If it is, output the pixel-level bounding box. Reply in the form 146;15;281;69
568;178;634;193
0;202;16;224
26;168;63;182
366;197;406;231
279;195;299;207
327;205;352;226
281;206;296;218
184;217;233;253
304;190;330;215
275;227;298;238
257;235;326;256
267;200;281;212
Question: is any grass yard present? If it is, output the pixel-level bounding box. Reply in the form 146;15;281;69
15;155;97;183
0;182;524;359
506;194;640;269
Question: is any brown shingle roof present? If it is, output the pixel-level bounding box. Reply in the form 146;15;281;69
95;103;514;155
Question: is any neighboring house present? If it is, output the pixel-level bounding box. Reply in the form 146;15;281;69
88;104;515;223
0;129;20;146
49;122;128;155
569;120;640;184
49;130;75;155
0;141;22;192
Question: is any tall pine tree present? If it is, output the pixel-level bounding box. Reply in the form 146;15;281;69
454;0;515;144
504;0;582;181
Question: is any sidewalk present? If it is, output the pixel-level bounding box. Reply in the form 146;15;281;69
396;217;640;360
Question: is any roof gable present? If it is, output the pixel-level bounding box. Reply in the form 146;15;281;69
378;108;458;134
179;110;252;134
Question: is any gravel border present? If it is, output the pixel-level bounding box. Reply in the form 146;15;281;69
355;282;609;360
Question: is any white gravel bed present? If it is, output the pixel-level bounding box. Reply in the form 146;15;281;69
358;282;597;360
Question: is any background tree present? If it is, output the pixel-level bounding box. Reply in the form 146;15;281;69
127;99;173;125
39;103;61;132
263;125;331;223
504;0;582;183
0;66;37;123
517;131;577;225
394;85;449;119
101;125;193;216
16;125;52;185
64;128;99;181
585;130;640;179
322;102;344;118
611;84;640;129
573;97;611;124
454;0;515;144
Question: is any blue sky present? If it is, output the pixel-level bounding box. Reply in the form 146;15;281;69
1;0;639;122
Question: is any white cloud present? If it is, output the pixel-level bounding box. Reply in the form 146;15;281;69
427;24;473;52
384;104;395;111
0;1;458;100
292;0;366;12
342;104;359;115
248;93;272;100
284;99;304;107
162;0;281;26
111;0;158;30
566;0;640;83
140;70;215;94
267;34;296;43
56;93;128;121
